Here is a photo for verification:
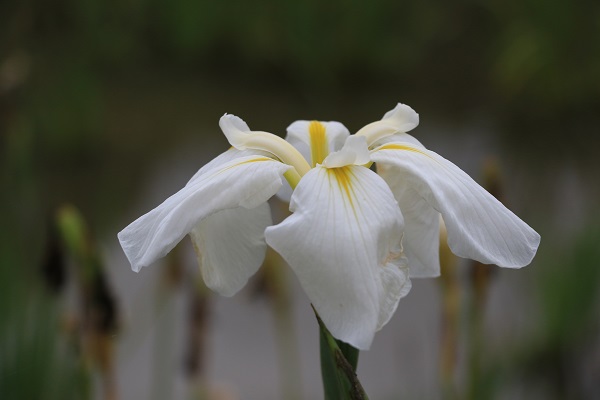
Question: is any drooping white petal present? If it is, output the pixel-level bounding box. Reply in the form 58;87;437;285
371;143;540;268
189;203;272;296
186;147;270;185
375;163;441;277
322;135;371;168
356;103;420;146
118;155;291;273
265;165;411;350
372;131;426;149
373;135;440;278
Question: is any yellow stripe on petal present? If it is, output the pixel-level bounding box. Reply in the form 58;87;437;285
222;156;273;170
374;143;435;160
309;121;329;166
328;166;357;214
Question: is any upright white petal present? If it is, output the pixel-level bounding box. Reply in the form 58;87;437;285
286;120;350;162
118;156;290;275
189;203;272;296
277;120;351;202
266;165;411;350
371;143;540;268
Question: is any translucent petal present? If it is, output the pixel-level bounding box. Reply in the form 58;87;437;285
118;155;290;273
374;163;441;278
265;165;411;350
189;203;272;296
371;143;540;268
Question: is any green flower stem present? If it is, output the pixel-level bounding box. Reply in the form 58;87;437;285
313;307;369;400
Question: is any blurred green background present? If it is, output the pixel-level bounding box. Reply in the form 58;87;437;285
1;0;599;399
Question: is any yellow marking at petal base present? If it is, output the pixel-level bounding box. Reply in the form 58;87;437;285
329;167;357;214
309;121;328;166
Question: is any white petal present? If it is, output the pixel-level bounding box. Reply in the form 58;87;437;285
381;103;420;132
373;135;438;277
275;179;295;204
186;147;269;185
372;132;426;149
190;203;272;296
375;163;441;278
286;120;350;160
371;143;540;268
265;165;411;350
218;114;252;149
282;124;311;167
356;103;420;146
219;114;311;176
322;135;371;168
118;155;291;272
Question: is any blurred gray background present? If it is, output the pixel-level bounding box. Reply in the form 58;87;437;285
1;0;599;399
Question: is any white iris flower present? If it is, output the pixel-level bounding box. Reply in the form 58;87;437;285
118;103;540;350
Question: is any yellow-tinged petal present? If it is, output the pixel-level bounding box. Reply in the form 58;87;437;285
219;114;311;176
356;103;420;147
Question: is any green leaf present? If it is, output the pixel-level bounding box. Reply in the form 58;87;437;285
336;339;360;372
315;311;369;400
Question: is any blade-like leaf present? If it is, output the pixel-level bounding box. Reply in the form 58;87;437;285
315;310;369;400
